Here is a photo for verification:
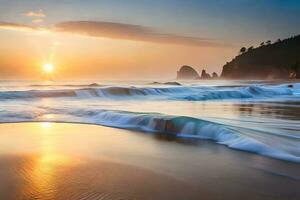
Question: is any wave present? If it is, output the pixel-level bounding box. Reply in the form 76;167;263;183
0;83;299;101
181;84;297;100
149;81;182;86
0;108;299;163
29;83;102;87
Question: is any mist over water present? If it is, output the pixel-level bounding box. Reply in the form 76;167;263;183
0;80;299;163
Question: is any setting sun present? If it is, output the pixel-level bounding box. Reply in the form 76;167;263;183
43;63;54;73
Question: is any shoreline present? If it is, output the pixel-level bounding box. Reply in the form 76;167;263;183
0;115;299;164
0;122;299;200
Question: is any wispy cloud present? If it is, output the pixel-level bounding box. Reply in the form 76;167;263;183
54;21;225;47
0;20;229;47
0;22;37;31
24;10;45;18
0;22;48;34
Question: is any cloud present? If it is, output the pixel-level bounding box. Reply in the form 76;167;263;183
0;20;229;47
24;10;45;18
0;22;48;34
0;22;38;31
54;21;226;47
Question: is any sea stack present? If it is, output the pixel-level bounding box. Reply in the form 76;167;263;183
212;72;218;79
200;69;211;79
177;65;199;79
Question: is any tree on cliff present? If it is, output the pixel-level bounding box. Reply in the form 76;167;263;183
239;47;247;54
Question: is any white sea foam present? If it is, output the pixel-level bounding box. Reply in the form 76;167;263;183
0;81;299;163
0;83;299;101
0;108;299;163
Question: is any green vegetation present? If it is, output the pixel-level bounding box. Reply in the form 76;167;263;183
222;35;300;79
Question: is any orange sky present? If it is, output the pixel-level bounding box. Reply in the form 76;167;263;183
0;28;236;80
1;0;300;80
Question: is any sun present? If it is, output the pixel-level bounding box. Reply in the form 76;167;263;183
43;63;54;73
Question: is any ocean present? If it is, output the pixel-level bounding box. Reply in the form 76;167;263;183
0;79;299;163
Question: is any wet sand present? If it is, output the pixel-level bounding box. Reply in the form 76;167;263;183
0;122;299;200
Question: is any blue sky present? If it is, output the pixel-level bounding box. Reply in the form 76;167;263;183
1;0;300;44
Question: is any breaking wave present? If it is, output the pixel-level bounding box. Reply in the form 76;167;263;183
1;108;299;163
0;83;299;101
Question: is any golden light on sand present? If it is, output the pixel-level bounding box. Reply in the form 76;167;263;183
43;63;54;73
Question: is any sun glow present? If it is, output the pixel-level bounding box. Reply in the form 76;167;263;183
43;63;54;73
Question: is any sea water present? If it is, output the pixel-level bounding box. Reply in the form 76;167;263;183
0;79;299;163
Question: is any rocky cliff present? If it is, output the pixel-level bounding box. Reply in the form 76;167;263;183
221;35;300;79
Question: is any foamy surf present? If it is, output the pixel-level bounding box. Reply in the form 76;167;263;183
0;83;299;101
0;108;299;163
0;81;299;163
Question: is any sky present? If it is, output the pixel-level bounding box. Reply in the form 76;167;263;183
0;0;300;79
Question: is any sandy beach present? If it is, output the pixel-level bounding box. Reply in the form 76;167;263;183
0;122;299;200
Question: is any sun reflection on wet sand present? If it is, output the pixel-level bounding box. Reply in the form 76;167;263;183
0;123;299;200
21;123;72;199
